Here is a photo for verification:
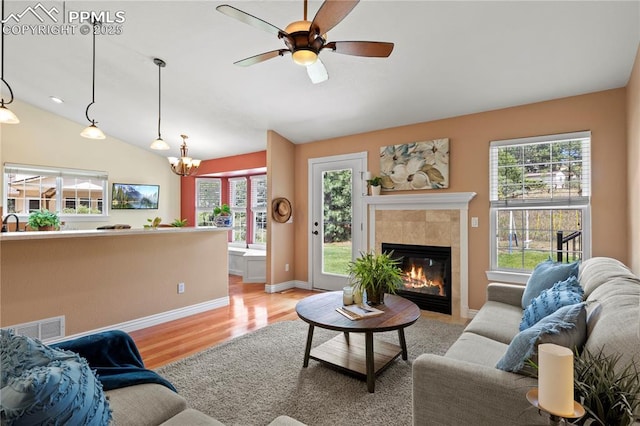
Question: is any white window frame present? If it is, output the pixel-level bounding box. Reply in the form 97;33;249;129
487;131;592;283
229;177;247;247
249;175;267;248
3;163;108;222
195;178;221;227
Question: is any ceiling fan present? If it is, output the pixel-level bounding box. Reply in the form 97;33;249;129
216;0;394;84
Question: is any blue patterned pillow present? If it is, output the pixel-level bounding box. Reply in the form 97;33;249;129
0;330;112;425
521;259;579;309
497;302;587;372
519;276;583;331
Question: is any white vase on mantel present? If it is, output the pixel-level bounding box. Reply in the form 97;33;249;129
370;185;381;196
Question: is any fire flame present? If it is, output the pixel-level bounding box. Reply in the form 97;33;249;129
402;264;445;296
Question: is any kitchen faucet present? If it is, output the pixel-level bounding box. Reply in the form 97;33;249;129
1;214;20;232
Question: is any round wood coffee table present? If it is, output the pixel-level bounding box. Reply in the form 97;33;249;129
296;291;420;393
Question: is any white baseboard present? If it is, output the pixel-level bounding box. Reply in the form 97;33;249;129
46;297;230;344
265;281;296;293
294;280;312;290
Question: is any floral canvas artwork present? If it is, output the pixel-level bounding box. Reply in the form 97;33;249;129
379;139;449;190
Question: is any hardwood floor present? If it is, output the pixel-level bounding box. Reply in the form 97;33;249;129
129;275;315;369
131;275;468;370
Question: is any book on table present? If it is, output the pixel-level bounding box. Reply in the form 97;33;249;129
336;304;384;320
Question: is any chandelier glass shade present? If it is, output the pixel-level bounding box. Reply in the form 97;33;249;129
0;0;19;124
168;135;201;177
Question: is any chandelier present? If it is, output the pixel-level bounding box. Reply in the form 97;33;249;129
168;134;201;177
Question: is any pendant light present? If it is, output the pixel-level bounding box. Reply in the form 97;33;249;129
0;0;19;124
168;134;201;177
150;58;170;150
80;19;105;139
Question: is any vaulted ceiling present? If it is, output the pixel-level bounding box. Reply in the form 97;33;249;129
5;1;640;160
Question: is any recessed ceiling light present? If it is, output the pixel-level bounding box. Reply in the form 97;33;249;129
49;96;64;104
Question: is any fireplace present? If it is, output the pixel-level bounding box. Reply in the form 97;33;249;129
382;242;452;315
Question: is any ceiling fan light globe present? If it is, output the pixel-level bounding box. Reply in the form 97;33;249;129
0;105;20;124
285;20;311;34
80;123;106;139
292;49;318;66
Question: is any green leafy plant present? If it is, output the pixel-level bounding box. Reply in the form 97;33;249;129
573;348;640;426
170;218;188;227
27;209;60;230
367;176;382;186
144;217;162;229
347;251;404;305
213;204;231;216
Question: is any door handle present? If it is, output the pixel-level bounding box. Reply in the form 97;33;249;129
312;230;319;235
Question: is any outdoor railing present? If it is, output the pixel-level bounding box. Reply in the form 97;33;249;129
556;230;582;263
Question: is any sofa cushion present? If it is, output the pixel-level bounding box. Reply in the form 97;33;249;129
444;332;509;367
106;383;187;426
521;259;579;308
496;303;586;372
463;301;523;344
520;276;584;331
160;408;225;426
579;257;640;298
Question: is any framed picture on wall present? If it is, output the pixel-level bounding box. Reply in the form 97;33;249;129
111;183;159;209
380;138;449;190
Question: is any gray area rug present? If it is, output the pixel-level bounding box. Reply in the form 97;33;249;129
156;317;464;426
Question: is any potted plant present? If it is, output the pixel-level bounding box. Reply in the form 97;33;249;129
347;251;404;305
27;209;60;231
213;204;232;227
367;176;382;196
144;217;162;229
170;218;188;227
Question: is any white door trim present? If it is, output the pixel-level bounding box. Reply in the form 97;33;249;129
307;152;368;288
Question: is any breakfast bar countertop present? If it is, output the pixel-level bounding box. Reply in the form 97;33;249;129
0;226;231;242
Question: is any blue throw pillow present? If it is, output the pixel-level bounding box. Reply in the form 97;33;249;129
496;302;587;372
0;330;112;425
520;276;584;331
1;329;76;387
521;259;579;309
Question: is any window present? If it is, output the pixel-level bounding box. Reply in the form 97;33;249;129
489;131;591;278
229;177;247;244
195;178;221;226
3;164;108;220
250;175;267;245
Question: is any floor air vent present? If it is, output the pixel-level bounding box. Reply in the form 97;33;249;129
7;316;65;342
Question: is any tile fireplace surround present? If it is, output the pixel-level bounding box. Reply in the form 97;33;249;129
364;192;477;319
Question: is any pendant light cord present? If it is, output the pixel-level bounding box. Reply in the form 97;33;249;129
85;19;98;124
0;0;15;106
157;61;162;139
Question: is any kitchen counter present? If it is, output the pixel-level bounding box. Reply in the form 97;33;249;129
0;226;231;241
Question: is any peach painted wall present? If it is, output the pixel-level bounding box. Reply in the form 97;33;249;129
180;151;266;226
294;89;628;310
267;131;295;286
628;45;640;274
1;230;229;336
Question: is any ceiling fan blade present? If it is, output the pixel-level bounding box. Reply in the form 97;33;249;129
216;4;285;36
324;41;394;57
307;59;329;84
309;0;359;41
234;50;290;67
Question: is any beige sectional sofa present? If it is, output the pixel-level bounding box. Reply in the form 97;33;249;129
412;257;640;425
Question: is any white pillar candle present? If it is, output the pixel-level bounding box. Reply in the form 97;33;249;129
538;343;575;417
364;171;372;181
343;286;354;305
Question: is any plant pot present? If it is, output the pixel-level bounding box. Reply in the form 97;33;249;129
38;226;56;231
370;185;381;196
214;215;232;227
366;288;385;306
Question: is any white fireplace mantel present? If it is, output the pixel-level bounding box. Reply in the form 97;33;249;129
363;192;477;210
365;191;477;318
